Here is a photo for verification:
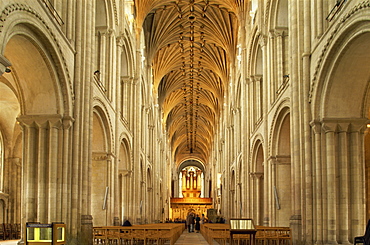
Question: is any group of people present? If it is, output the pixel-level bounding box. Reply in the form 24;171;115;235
186;212;205;233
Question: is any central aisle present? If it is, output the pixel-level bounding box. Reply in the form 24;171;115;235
175;230;210;245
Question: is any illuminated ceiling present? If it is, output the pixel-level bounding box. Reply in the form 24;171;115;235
135;0;247;166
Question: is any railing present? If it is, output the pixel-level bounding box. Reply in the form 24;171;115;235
201;223;292;245
93;223;185;245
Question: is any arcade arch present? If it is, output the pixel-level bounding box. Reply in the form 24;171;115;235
311;18;370;243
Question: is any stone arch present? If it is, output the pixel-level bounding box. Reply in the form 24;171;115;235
270;105;291;227
94;0;118;98
118;136;132;224
248;28;265;125
311;7;370;241
119;33;135;123
91;105;114;226
145;165;154;223
266;0;289;98
178;160;205;198
0;4;73;116
0;4;73;228
250;137;264;225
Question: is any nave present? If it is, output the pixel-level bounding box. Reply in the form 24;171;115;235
0;0;369;244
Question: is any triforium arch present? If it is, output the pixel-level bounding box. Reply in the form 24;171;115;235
119;32;135;126
0;1;74;239
94;0;118;99
248;27;265;127
269;104;291;227
266;0;289;101
250;137;264;226
310;5;370;244
91;104;114;226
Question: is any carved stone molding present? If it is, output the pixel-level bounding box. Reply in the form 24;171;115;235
17;114;63;128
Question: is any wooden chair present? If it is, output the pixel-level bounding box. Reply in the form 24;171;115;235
119;228;133;245
93;227;107;244
354;219;370;245
277;227;291;245
131;228;146;244
145;228;160;244
157;229;173;245
211;228;230;245
106;227;120;244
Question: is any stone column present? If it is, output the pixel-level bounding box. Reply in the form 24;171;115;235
322;122;338;244
18;115;63;224
349;120;367;238
275;28;285;88
97;27;108;88
268;157;276;227
289;0;302;242
255;76;262;121
337;122;350;244
252;173;264;225
61;117;73;224
310;121;323;245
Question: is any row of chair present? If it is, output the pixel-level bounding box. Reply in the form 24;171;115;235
93;223;185;244
0;223;21;240
201;224;292;245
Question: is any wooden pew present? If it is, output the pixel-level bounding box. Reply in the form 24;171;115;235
201;224;291;245
93;223;185;245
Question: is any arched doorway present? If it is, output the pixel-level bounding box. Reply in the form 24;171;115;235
251;140;264;226
118;138;132;224
91;107;112;226
271;108;291;227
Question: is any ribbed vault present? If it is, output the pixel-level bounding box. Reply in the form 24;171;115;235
135;0;247;166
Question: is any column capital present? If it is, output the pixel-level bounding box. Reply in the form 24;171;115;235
322;122;337;133
249;172;264;179
273;27;289;38
258;34;267;47
320;118;369;133
17;114;63;128
310;120;322;134
62;116;75;129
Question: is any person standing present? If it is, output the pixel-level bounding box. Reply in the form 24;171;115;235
195;214;201;233
200;213;205;224
186;212;195;233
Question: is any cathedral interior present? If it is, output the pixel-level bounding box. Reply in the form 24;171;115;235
0;0;369;244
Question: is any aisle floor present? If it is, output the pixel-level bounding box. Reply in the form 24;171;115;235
0;240;18;245
175;230;211;245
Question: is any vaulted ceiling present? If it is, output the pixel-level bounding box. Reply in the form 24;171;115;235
135;0;248;166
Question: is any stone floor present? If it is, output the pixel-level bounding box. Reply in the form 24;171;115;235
0;240;18;245
175;230;211;245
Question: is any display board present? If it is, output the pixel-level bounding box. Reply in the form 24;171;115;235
26;222;65;245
